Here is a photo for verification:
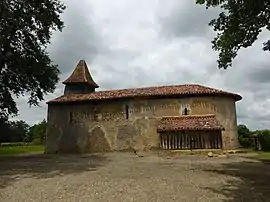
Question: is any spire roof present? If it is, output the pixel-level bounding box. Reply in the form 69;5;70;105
62;60;99;88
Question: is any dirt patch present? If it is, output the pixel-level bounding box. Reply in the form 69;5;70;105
0;152;269;202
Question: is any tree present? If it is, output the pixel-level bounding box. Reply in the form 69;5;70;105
238;124;250;135
0;119;29;143
0;117;10;143
257;129;270;151
9;120;30;142
26;119;47;144
237;124;252;147
0;0;66;120
196;0;270;69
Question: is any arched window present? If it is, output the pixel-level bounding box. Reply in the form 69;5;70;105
93;108;98;121
125;105;129;119
69;112;73;123
183;107;188;115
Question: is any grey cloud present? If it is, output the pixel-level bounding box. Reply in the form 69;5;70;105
96;64;155;90
48;0;108;77
221;56;270;100
157;1;219;39
12;0;270;131
13;96;48;125
247;66;270;84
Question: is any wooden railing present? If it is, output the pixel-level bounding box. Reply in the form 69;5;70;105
159;131;222;150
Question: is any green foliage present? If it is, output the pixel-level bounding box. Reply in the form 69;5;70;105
237;124;270;151
0;120;30;143
237;124;252;148
9;120;30;142
0;142;29;147
26;119;47;144
0;116;10;142
0;145;44;156
196;0;270;69
258;130;270;151
239;137;252;148
250;151;270;161
0;0;66;120
0;119;46;145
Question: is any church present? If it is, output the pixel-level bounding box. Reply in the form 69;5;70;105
45;60;242;153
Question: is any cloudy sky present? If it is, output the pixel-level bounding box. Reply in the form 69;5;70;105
14;0;270;130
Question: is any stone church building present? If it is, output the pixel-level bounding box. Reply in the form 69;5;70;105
45;60;242;153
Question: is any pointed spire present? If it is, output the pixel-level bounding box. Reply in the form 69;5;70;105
63;60;99;88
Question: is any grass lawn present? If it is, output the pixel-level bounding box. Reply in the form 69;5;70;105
249;151;270;161
0;145;45;156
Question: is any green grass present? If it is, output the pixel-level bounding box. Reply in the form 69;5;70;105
248;151;270;161
0;145;45;156
235;148;270;160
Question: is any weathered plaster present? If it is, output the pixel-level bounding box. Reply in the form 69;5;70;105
45;96;239;153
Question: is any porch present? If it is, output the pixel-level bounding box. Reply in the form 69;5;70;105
157;114;224;150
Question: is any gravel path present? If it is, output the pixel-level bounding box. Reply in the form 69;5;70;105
0;152;270;202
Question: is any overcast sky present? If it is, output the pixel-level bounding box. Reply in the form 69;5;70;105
13;0;270;130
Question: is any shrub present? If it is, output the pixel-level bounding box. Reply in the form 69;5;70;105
0;142;30;147
31;138;43;145
237;125;252;148
238;137;252;148
258;130;270;151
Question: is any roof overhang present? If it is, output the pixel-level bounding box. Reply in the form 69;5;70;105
157;114;225;132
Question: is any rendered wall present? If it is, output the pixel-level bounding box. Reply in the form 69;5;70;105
45;96;239;153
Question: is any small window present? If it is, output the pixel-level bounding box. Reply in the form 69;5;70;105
125;105;129;119
183;107;188;115
70;112;73;123
93;108;98;122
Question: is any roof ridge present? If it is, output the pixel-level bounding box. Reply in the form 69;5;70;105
47;83;242;104
95;84;236;93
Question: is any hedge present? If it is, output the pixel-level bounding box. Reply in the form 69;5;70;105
258;130;270;151
0;142;31;147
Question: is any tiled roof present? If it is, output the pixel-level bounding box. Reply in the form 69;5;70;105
47;84;242;104
62;60;99;88
157;115;224;132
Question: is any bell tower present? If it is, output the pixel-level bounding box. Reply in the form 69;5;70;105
62;60;99;95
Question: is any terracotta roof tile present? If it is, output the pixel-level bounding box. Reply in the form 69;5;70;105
47;84;242;104
62;60;99;88
157;115;224;132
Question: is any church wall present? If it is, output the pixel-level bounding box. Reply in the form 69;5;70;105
45;96;239;153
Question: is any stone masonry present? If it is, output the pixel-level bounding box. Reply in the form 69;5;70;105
45;60;242;154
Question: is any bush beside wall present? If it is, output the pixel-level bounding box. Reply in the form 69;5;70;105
258;130;270;151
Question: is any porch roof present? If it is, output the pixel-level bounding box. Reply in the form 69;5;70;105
157;114;224;132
